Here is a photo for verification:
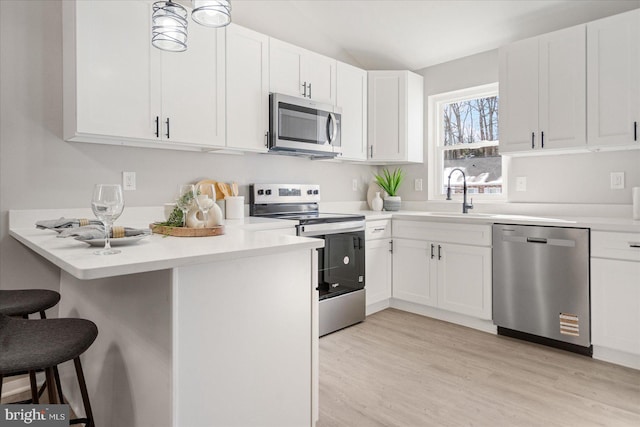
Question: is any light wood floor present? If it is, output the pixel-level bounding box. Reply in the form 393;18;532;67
318;309;640;427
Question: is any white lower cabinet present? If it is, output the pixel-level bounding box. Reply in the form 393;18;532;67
392;239;436;306
590;230;640;369
391;220;492;321
437;243;492;319
365;220;392;314
392;239;491;320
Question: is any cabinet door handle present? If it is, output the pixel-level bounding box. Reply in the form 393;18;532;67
430;244;435;259
531;132;535;149
308;83;312;98
373;227;386;232
630;242;640;248
389;240;393;253
541;131;544;148
634;121;637;141
302;82;307;98
438;245;442;260
165;117;171;139
264;131;269;147
155;116;160;138
369;146;373;158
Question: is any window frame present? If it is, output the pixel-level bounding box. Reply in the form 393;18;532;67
427;82;507;202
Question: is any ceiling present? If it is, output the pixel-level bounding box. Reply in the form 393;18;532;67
226;0;640;70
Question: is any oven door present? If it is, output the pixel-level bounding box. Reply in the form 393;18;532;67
269;93;340;154
317;230;364;299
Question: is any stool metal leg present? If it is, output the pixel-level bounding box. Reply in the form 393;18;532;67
29;371;39;403
53;366;65;403
45;367;57;404
72;357;94;427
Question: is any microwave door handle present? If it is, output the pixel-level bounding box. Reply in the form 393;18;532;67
328;112;338;143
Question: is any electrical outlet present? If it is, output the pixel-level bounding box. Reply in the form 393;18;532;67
352;179;358;191
123;171;136;191
516;176;527;192
414;178;423;191
610;172;625;190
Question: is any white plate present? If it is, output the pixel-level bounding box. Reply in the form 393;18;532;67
84;235;148;247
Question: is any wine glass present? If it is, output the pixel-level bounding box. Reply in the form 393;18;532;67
176;184;195;227
194;183;215;228
91;184;125;255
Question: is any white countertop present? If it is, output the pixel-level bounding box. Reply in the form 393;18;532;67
354;209;640;232
9;208;321;280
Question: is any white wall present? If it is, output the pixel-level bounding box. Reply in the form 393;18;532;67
399;43;640;206
0;0;376;294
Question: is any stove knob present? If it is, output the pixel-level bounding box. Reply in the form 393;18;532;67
257;189;264;195
265;189;272;195
307;190;313;195
313;190;319;195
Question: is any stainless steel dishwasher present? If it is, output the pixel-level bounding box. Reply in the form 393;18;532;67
493;224;591;354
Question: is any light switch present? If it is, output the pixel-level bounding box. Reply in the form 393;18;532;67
352;179;358;191
516;176;527;192
610;172;625;189
123;171;136;191
414;179;423;191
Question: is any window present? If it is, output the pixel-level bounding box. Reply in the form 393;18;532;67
428;83;504;200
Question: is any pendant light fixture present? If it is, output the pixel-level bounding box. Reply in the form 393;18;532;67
191;0;232;28
152;1;188;52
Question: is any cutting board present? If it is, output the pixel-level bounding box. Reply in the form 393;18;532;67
150;224;225;237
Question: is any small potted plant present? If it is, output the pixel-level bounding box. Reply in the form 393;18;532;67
374;168;405;211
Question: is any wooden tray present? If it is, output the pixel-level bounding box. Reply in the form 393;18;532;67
150;223;225;237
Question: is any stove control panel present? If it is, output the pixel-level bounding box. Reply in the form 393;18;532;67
251;184;320;204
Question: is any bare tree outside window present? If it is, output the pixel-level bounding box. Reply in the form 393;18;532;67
441;95;502;195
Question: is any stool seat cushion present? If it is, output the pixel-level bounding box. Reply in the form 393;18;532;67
0;314;98;375
0;289;61;316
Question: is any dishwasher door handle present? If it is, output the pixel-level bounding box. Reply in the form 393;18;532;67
526;237;547;244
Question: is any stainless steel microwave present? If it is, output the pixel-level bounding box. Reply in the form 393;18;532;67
269;93;341;158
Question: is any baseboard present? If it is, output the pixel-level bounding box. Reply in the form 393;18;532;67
593;346;640;370
1;374;32;400
389;298;497;334
366;299;390;316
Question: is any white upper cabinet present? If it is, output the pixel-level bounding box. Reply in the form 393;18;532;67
64;0;159;142
367;70;423;163
160;17;226;148
269;38;336;105
587;9;640;149
336;62;367;161
499;25;586;154
64;0;226;150
226;24;269;152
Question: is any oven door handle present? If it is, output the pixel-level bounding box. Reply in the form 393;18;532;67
298;220;365;237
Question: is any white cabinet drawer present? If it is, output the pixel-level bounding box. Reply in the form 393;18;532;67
592;231;640;262
393;220;491;247
366;220;391;240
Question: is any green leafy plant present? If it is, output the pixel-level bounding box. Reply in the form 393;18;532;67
374;168;405;196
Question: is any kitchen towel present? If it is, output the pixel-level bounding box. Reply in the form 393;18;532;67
57;225;151;241
633;187;640;220
36;217;102;231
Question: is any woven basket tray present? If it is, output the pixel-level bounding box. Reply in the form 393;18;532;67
150;223;225;237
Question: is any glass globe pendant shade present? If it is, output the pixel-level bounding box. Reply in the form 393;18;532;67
192;0;231;28
152;1;188;52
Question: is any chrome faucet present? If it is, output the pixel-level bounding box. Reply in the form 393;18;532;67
446;168;474;214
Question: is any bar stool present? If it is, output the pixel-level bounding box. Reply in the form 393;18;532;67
0;313;97;427
0;289;62;403
0;289;61;319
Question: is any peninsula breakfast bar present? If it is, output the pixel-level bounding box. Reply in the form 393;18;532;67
8;208;323;427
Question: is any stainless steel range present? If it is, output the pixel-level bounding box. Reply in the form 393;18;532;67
250;184;365;336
